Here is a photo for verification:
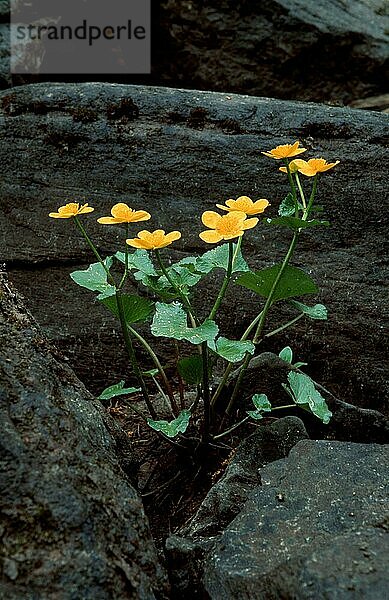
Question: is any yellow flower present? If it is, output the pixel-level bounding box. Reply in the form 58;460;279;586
216;196;270;215
126;229;181;250
282;158;340;177
49;202;94;219
262;141;307;160
199;210;258;244
278;161;300;174
97;203;151;225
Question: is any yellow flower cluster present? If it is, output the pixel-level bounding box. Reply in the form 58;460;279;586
49;141;338;249
49;201;181;250
198;194;270;244
261;141;339;176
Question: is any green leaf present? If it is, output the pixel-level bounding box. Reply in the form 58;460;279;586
237;264;318;302
278;192;296;217
253;393;272;412
98;380;140;400
147;410;191;438
293;361;308;368
151;302;219;345
279;346;293;363
264;216;330;230
290;300;328;320
159;264;202;290
213;337;255;363
100;294;154;324
115;250;157;276
70;258;116;300
247;393;272;420
284;372;332;424
195;243;249;274
177;355;203;385
142;368;159;377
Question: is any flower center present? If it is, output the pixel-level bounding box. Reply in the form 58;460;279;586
218;213;243;234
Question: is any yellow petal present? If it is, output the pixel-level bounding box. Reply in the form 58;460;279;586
111;203;130;219
60;203;79;213
222;231;244;240
97;216;119;224
202;211;222;229
251;199;270;214
161;231;181;246
199;230;223;243
49;212;68;218
126;238;149;249
78;204;94;214
138;230;160;241
292;159;317;177
242;217;259;230
215;203;231;212
132;210;151;222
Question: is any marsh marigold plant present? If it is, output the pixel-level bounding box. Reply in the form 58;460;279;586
48;140;338;447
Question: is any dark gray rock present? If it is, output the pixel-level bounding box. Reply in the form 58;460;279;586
0;272;168;599
166;417;309;596
0;82;388;415
1;1;388;103
157;0;389;104
182;416;309;538
204;440;389;599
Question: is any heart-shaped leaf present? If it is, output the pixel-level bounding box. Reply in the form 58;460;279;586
237;264;317;302
98;380;140;400
290;300;328;320
70;257;115;299
283;371;332;424
151;302;219;345
101;294;154;323
147;410;191;438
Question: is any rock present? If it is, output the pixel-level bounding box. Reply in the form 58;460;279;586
0;82;388;415
349;93;389;113
1;1;388;103
0;273;168;599
204;440;389;599
225;352;389;443
166;417;309;596
157;0;389;104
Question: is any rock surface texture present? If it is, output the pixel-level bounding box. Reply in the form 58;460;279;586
1;1;388;104
0;273;168;599
157;0;389;103
166;417;309;596
0;82;388;415
204;440;389;599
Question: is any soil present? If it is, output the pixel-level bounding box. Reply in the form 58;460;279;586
105;393;274;547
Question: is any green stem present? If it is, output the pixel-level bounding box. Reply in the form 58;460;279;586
155;249;198;324
226;229;300;415
225;174;319;416
295;173;306;209
115;290;156;419
285;160;298;216
261;313;304;341
118;224;130;290
151;375;175;417
304;175;318;219
212;416;249;440
127;324;178;415
209;308;265;409
201;341;211;445
74;216;115;285
208;239;237;321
